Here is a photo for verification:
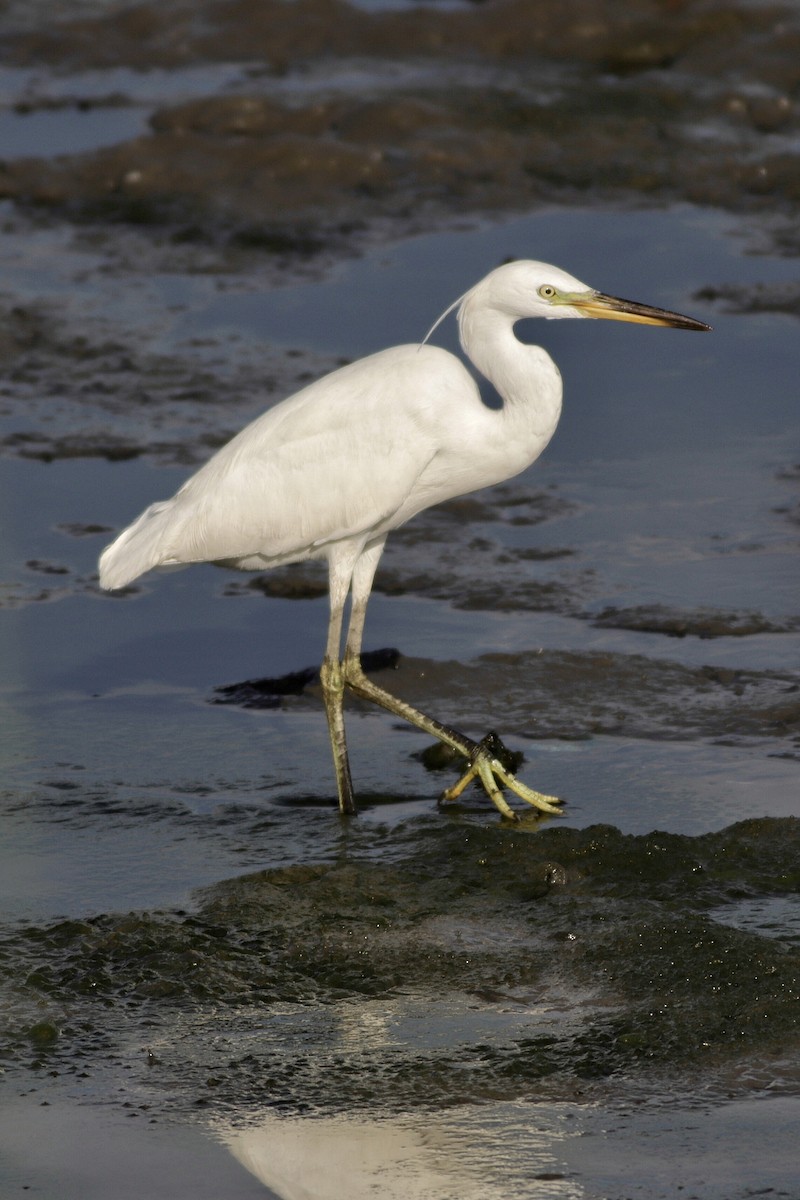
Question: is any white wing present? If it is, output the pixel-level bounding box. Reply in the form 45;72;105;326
99;344;474;589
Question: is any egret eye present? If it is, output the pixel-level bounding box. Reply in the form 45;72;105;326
539;285;557;300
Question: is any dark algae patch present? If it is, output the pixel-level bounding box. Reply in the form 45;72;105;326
4;0;800;249
2;818;798;1113
211;648;800;754
590;604;800;639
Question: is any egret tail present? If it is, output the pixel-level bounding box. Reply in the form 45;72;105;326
99;499;180;590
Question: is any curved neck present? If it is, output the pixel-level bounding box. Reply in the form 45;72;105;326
457;292;563;447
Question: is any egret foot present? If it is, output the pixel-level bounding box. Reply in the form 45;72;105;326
342;656;561;819
441;731;562;821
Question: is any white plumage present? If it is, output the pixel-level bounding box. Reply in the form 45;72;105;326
99;259;709;817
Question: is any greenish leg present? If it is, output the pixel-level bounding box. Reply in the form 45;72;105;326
343;541;562;819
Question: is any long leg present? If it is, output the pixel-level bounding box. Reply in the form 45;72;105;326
341;539;562;819
344;547;476;760
320;549;359;815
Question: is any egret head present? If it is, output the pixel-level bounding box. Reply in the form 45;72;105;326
423;259;710;348
477;259;711;330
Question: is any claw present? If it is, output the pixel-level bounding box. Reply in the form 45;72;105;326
441;732;562;819
342;659;562;820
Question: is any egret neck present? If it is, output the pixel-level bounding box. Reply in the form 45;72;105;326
457;290;563;476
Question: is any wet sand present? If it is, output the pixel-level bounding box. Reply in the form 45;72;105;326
1;2;799;1198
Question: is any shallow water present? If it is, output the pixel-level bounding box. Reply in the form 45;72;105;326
0;191;798;1199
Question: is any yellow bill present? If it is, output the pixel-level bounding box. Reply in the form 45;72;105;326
567;290;711;331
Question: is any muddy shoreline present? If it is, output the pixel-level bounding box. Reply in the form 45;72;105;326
1;4;799;1198
3;0;800;259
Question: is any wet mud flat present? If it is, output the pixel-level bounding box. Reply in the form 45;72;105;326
3;814;800;1198
5;0;800;255
1;1;799;1198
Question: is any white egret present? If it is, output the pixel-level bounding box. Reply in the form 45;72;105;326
99;260;710;818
